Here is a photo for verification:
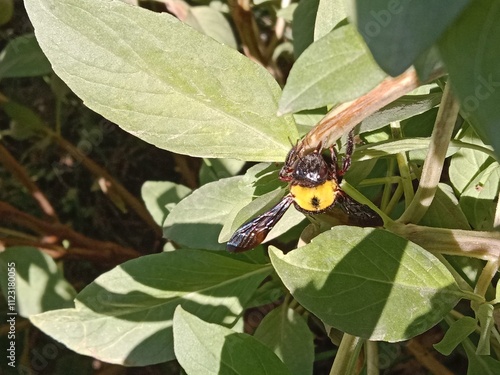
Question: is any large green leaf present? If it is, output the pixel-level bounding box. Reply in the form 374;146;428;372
24;0;297;161
30;250;272;366
163;176;252;250
173;306;291;375
269;227;464;342
0;247;76;317
279;24;387;114
352;0;470;76
254;305;314;375
439;0;500;160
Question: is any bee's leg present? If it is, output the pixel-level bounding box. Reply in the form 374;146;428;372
340;129;354;176
329;144;338;181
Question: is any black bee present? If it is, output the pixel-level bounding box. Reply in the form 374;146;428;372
226;132;383;252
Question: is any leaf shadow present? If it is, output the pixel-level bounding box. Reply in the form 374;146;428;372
285;228;461;341
71;250;270;365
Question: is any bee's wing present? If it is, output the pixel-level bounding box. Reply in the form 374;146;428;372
336;191;383;227
227;195;294;253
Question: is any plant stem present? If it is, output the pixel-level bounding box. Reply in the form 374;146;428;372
358;176;402;187
475;259;500;301
388;222;500;260
0;201;141;263
380;157;395;211
0;143;59;222
384;182;404;216
47;129;162;238
398;82;460;224
366;341;379;375
228;0;264;64
406;338;455;375
354;138;497;163
390;121;414;208
329;334;364;375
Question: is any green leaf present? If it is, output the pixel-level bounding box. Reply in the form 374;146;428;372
476;303;494;355
292;107;328;130
164;176;253;250
420;183;470;230
401;106;438;139
353;138;460;163
353;0;470;76
292;0;319;58
30;250;272;366
0;247;76;317
199;158;246;185
141;181;191;226
433;316;477;355
449;126;493;195
269;227;463;342
360;92;442;133
1;99;46;140
439;0;500;160
185;6;237;49
0;34;51;79
464;341;500;375
254;305;314;375
280;24;387;114
314;0;346;40
173;306;291;375
449;126;499;231
413;46;446;83
245;280;284;309
24;0;297;161
459;162;500;231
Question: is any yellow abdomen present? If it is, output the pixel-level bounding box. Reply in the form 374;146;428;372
290;179;338;213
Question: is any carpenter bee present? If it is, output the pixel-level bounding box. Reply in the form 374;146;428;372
226;132;383;252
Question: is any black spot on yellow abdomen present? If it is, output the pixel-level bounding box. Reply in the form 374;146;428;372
290;179;338;213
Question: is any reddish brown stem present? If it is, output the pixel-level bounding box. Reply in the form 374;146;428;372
0;142;59;222
0;201;141;264
406;338;454;375
48;130;162;239
228;0;265;64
